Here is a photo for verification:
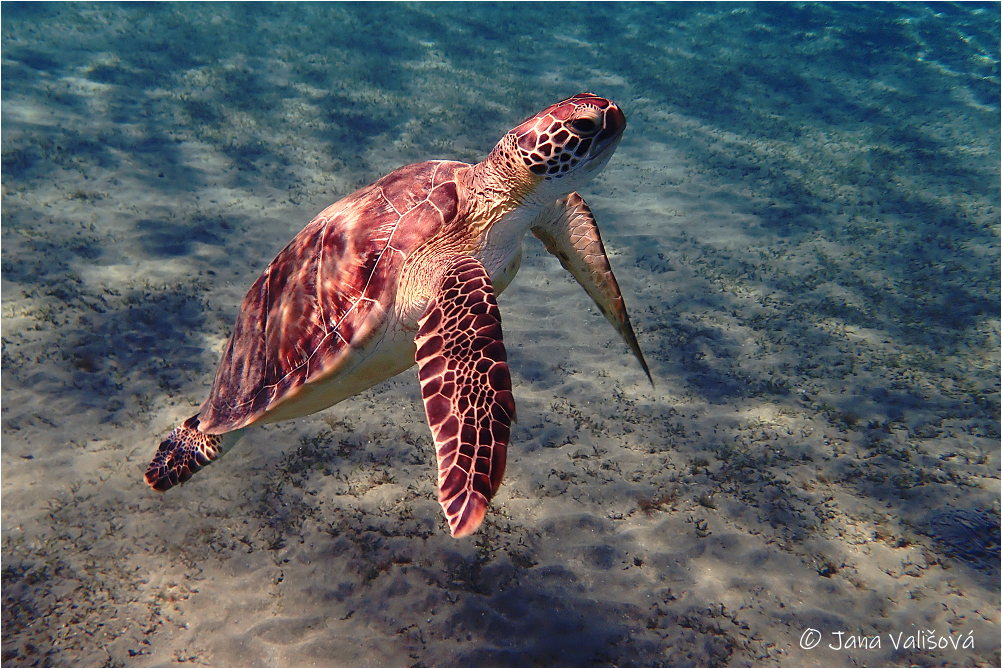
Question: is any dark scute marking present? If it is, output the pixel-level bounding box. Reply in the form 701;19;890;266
250;384;278;420
360;258;390;299
530;164;546;175
324;229;348;257
416;334;445;361
470;313;496;330
493;420;510;444
425;394;450;425
552;129;569;143
495;390;515;418
339;318;358;344
461;423;478;443
566;136;579;151
472;473;492;498
430;181;459;221
471;335;496;350
439;415;460;440
575;138;593;156
487;361;512;391
422;375;443;398
457;268;485;283
421;306;443;332
378;163;435;209
452;312;474;332
517;131;538;151
419;354;446;379
438;438;458;459
473;358;493;374
550;104;573;121
446;490;468;515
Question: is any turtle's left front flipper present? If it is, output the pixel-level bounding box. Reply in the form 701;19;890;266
415;256;515;538
532;192;652;384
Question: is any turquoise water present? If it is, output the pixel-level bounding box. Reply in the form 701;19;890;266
2;2;999;667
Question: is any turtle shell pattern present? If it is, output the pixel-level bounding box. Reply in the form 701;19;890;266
198;160;470;434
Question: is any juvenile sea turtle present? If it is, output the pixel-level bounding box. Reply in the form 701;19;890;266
145;92;650;537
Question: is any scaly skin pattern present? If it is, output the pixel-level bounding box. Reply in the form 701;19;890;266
508;93;620;181
145;416;226;490
145;92;647;538
414;257;515;537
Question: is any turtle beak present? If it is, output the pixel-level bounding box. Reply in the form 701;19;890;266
593;104;626;157
605;105;627;138
585;107;626;173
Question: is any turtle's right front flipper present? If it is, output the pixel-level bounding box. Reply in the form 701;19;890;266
414;256;515;538
532;192;652;384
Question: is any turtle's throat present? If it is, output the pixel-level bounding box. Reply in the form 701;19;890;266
466;135;543;233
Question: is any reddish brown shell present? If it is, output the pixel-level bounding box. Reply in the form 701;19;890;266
197;160;469;433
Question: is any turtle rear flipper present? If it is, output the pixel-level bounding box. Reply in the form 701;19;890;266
415;257;515;538
145;416;242;491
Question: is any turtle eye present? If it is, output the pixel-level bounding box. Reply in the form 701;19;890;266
569;117;600;136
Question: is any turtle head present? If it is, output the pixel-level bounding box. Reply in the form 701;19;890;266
480;93;626;206
514;93;625;180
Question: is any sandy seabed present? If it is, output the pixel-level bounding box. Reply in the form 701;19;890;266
2;3;999;667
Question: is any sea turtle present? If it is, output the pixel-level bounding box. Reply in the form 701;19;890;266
145;92;651;537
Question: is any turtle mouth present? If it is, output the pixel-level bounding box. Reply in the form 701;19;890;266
585;127;624;173
604;105;627;137
586;105;626;168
